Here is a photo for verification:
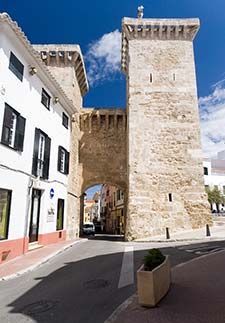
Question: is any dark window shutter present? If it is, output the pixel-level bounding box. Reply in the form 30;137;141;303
15;115;26;151
9;52;24;81
43;136;51;179
32;129;40;176
65;151;70;175
1;105;13;145
58;146;62;172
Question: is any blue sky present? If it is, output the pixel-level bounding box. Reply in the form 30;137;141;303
1;0;225;183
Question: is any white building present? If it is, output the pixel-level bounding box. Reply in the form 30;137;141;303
203;151;225;212
0;13;77;263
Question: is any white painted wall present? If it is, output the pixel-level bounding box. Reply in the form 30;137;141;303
203;160;225;211
0;31;71;240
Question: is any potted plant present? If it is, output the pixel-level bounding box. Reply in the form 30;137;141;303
137;248;171;307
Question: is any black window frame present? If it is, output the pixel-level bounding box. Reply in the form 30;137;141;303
0;188;12;240
8;52;24;82
62;112;69;129
56;198;64;231
41;88;51;110
1;103;26;151
204;167;208;176
57;146;69;175
32;128;51;180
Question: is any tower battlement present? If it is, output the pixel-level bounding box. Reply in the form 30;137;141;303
80;108;127;132
33;44;88;96
122;18;199;74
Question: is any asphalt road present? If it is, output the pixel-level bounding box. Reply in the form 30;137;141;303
1;238;225;323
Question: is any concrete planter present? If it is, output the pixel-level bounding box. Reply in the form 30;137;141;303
137;255;171;307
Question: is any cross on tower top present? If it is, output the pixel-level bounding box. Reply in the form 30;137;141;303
137;5;144;18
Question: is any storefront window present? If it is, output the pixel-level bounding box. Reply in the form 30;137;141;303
0;189;11;240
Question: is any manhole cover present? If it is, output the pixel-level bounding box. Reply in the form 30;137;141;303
84;279;109;289
21;300;57;315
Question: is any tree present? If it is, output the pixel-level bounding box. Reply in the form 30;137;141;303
205;186;225;212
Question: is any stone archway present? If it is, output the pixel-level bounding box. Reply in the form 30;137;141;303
79;108;127;237
79;108;127;193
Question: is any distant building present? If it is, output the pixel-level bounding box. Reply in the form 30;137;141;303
83;200;95;222
203;151;225;212
100;184;124;234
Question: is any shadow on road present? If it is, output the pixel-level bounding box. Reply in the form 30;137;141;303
5;240;225;323
86;234;125;242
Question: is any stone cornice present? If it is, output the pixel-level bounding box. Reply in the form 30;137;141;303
121;17;200;74
0;12;80;115
33;45;89;97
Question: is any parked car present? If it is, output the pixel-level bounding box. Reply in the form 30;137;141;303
83;222;95;235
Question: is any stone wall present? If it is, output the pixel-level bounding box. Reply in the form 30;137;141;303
79;108;127;193
123;18;211;240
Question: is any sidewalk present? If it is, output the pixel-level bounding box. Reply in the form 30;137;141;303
0;238;85;281
135;216;225;242
111;250;225;323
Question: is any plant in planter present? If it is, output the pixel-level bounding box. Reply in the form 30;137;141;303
137;248;171;307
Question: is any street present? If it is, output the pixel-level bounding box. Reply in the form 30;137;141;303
1;238;225;323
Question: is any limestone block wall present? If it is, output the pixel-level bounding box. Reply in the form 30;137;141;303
122;18;211;240
80;108;127;193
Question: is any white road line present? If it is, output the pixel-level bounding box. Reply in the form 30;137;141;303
118;246;134;289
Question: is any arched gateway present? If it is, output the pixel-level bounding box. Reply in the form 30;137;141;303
35;14;211;241
79;108;127;193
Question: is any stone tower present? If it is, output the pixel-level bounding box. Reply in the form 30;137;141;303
33;45;88;239
121;17;211;240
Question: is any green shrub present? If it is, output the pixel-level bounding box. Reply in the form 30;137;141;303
144;248;165;271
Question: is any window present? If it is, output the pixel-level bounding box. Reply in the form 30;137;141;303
150;73;153;83
58;146;69;174
204;167;208;175
32;128;51;179
0;189;11;240
1;103;26;151
62;112;69;129
168;193;173;202
56;199;64;231
9;52;24;81
117;190;120;201
41;88;51;109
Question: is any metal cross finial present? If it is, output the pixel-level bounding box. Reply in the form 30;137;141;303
137;5;144;18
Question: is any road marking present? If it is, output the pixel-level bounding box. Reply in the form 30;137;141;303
118;246;134;289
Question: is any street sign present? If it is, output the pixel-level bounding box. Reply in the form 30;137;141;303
50;188;54;199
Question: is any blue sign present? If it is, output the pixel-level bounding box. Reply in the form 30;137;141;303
50;188;54;199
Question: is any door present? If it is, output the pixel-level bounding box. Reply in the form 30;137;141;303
29;189;41;243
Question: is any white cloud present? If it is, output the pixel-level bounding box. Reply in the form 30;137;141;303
85;30;121;86
199;79;225;158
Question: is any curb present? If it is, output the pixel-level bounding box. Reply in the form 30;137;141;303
134;236;225;243
0;238;87;282
104;294;137;323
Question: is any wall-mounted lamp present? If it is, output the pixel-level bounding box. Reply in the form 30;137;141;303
53;96;59;104
29;66;37;75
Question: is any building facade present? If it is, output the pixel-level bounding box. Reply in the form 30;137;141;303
204;151;225;212
0;13;86;262
100;184;124;234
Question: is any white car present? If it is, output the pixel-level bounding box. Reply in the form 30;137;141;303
83;222;95;235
